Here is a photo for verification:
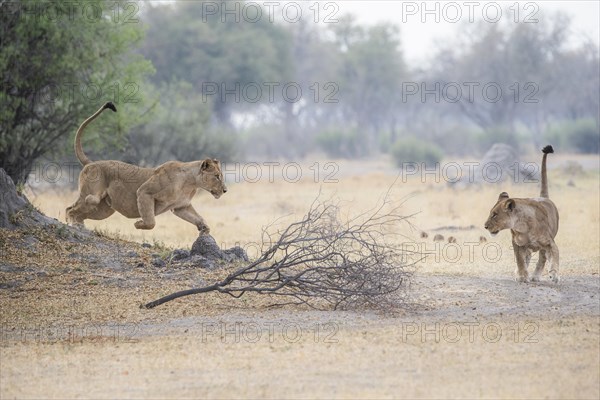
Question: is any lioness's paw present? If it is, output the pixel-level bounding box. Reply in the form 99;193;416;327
134;220;155;230
530;275;541;282
549;273;560;284
516;275;530;283
197;224;210;235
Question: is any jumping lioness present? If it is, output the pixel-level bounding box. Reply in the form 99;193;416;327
66;102;227;233
484;145;559;283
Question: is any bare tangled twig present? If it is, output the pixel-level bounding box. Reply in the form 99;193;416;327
142;194;418;310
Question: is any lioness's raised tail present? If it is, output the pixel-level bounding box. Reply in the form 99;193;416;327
74;102;117;166
540;145;554;198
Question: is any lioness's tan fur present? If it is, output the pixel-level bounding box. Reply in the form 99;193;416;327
484;145;560;283
66;102;227;233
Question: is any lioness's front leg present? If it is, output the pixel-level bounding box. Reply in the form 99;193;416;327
135;180;157;230
172;205;210;234
513;244;530;283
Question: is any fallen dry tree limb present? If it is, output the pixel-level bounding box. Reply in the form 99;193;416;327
143;194;418;310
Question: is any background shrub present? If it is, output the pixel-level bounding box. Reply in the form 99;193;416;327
544;119;600;154
316;129;367;158
391;137;444;167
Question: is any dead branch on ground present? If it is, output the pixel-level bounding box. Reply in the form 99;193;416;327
143;194;418;310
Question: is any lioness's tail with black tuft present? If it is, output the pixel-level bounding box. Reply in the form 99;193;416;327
540;145;554;198
74;102;117;166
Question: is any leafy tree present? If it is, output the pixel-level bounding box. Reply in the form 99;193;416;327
140;1;291;125
430;14;578;146
330;18;408;152
122;81;237;166
547;39;600;126
0;0;154;184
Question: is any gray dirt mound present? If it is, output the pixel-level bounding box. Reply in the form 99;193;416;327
189;234;249;263
166;235;248;270
452;143;539;187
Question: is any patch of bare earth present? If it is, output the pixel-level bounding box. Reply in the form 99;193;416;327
1;161;599;398
1;224;598;399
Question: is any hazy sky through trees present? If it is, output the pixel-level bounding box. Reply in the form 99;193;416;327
304;1;599;66
151;1;599;66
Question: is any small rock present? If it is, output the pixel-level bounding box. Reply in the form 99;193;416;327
142;243;151;248
0;264;19;273
224;246;249;262
170;249;190;261
151;253;161;259
200;260;217;270
193;255;216;269
0;281;22;289
126;251;139;257
420;231;428;239
151;258;166;268
433;234;444;242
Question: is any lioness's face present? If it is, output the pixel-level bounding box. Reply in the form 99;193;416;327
200;159;227;199
484;192;515;236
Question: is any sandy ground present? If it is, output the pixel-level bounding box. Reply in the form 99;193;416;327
1;155;599;398
2;274;598;399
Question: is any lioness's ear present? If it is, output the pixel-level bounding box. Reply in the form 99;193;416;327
505;199;515;212
498;192;509;201
201;160;211;171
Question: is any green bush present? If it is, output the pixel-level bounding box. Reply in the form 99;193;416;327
545;119;599;154
391;138;443;167
118;81;238;166
565;119;598;154
316;129;367;158
378;131;394;154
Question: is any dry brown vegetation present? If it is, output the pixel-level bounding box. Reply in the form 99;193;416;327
1;155;599;398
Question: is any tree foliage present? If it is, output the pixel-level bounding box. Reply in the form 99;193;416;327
121;81;238;166
0;0;154;184
140;0;291;124
3;1;599;182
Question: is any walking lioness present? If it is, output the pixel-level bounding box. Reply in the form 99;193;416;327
66;102;227;233
484;145;559;283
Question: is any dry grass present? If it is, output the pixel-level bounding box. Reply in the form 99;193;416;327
30;156;600;274
2;317;598;399
2;155;598;399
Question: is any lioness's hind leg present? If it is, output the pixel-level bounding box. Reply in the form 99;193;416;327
85;198;115;220
531;250;546;282
547;241;560;283
172;205;210;234
66;196;95;226
66;202;84;226
85;190;107;206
